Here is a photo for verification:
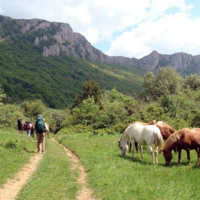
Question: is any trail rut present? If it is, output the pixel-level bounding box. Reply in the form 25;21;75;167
0;153;43;200
0;138;95;200
51;138;95;200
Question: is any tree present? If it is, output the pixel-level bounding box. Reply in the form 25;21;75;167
74;80;102;107
0;84;6;105
21;99;45;118
183;74;200;90
142;66;183;101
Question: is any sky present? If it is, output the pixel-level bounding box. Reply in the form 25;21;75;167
0;0;200;59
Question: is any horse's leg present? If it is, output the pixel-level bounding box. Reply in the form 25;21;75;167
148;145;154;164
140;145;144;158
196;148;200;165
130;140;135;159
135;142;138;153
186;149;191;164
155;146;159;164
178;149;182;164
128;142;132;153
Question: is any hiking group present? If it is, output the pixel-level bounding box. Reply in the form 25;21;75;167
17;114;47;154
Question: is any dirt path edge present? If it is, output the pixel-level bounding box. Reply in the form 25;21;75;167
51;138;95;200
0;153;43;200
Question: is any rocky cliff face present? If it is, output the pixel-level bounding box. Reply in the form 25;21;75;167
1;15;200;74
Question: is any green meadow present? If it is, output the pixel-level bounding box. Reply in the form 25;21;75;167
55;131;200;200
1;129;200;200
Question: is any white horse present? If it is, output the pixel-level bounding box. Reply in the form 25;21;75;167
118;123;164;164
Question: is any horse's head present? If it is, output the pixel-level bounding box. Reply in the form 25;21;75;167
118;140;128;156
161;150;173;165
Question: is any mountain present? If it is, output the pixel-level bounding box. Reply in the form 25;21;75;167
1;15;200;74
0;15;144;108
0;15;200;108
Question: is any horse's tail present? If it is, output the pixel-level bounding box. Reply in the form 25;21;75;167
154;129;164;152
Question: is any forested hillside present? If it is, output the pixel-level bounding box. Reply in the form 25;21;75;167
0;17;144;108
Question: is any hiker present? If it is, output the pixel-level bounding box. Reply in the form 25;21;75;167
24;121;32;136
35;114;47;154
17;118;24;134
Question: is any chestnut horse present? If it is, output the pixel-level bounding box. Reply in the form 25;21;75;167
155;121;175;140
162;128;200;165
156;121;175;140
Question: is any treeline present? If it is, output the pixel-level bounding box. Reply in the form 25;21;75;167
61;66;200;133
2;66;200;133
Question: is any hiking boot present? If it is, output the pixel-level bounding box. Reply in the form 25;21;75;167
36;150;40;154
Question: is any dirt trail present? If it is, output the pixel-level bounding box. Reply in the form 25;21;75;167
0;139;95;200
0;153;43;200
51;138;95;200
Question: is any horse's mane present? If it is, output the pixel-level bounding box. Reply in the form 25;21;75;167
125;120;157;129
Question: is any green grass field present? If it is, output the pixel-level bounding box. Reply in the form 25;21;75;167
55;132;200;200
16;138;79;200
1;129;200;200
0;129;36;186
0;130;79;200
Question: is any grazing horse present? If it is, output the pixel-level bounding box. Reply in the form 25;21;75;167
155;121;175;140
118;123;164;164
162;128;200;165
126;120;158;153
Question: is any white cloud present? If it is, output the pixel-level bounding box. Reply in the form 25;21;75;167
0;0;198;58
107;8;200;58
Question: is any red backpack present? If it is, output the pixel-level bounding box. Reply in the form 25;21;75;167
24;122;30;130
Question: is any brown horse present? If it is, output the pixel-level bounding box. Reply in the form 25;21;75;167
155;121;175;140
162;128;200;165
156;121;175;139
126;120;158;153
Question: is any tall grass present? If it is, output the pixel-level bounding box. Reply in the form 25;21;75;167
55;132;200;200
0;129;36;186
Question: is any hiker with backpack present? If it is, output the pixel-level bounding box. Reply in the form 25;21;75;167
35;114;47;154
17;118;24;134
24;121;32;136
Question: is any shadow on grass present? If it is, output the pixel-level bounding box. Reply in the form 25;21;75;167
117;154;156;165
23;147;36;153
116;154;191;168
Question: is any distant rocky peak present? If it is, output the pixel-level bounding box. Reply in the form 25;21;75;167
1;14;200;75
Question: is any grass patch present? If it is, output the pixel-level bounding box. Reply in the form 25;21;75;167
0;129;36;186
16;137;79;200
55;132;200;200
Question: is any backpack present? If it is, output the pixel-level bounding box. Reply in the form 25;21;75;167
35;117;46;133
24;122;30;130
17;119;23;130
